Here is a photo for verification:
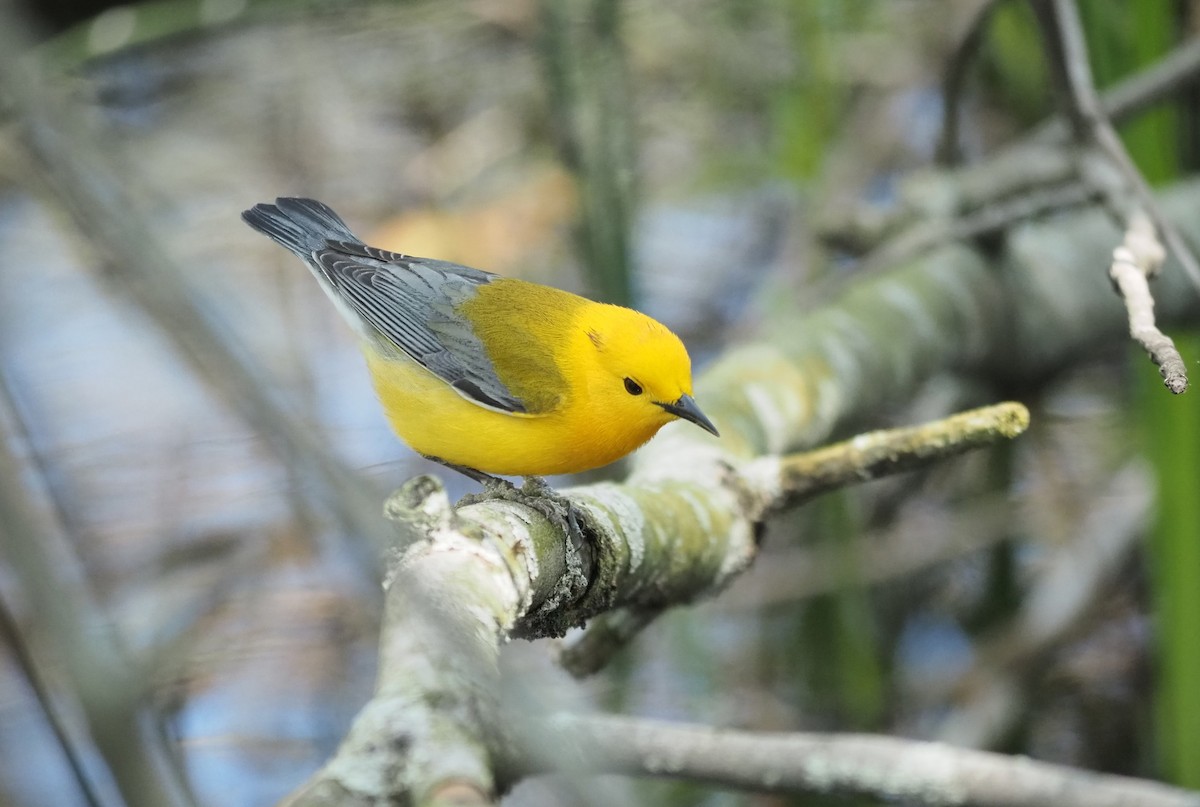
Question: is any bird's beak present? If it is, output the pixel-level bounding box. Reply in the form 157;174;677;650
657;394;720;437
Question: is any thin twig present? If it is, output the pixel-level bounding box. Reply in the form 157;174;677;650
1042;0;1200;296
822;33;1200;270
844;179;1095;276
526;713;1200;807
1032;37;1200;142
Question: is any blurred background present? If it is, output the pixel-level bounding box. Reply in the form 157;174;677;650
0;0;1197;805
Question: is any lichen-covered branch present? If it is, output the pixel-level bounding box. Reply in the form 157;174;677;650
560;403;1030;676
283;393;1029;799
284;173;1200;799
523;713;1200;807
285;482;527;807
284;461;757;803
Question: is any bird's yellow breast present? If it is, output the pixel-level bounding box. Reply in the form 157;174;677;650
362;323;665;477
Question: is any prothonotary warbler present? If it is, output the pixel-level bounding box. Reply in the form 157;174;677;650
241;197;719;487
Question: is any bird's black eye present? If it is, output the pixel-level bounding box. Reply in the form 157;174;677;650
624;377;643;396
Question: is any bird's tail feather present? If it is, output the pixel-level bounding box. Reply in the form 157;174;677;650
241;197;361;256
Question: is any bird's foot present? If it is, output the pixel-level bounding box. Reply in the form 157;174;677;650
511;478;593;626
463;475;585;548
422;456;587;547
424;456;512;490
444;470;592;630
520;476;586;548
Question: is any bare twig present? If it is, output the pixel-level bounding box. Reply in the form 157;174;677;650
526;713;1200;807
1110;212;1187;392
1032;37;1200;143
835;179;1095;284
823;33;1200;270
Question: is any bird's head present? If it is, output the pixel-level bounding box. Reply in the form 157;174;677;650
583;305;719;440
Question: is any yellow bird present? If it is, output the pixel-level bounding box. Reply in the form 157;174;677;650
242;198;718;487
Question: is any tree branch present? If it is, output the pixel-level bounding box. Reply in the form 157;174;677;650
524;713;1200;807
558;606;663;678
558;403;1028;675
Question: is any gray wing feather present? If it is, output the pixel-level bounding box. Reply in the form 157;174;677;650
243;198;525;412
316;245;527;413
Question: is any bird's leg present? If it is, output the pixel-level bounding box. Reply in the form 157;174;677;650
422;455;516;494
465;474;585;549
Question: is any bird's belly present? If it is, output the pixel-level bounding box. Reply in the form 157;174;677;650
363;349;653;477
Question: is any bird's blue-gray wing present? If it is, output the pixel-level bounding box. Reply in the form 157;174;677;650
317;242;527;413
242;197;528;413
